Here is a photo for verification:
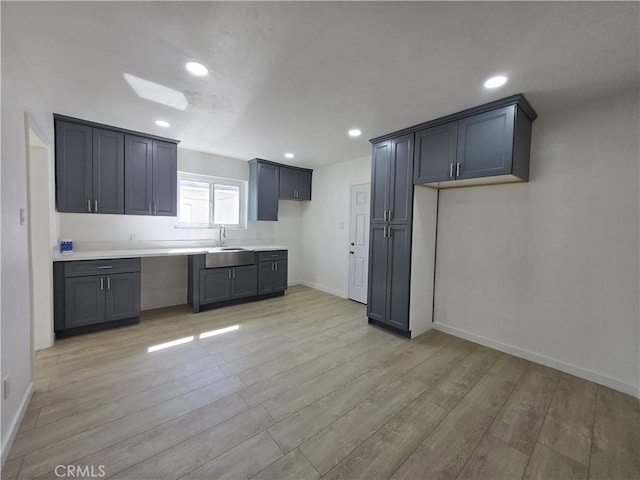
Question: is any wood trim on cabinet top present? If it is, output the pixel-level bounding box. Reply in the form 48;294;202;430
369;94;537;144
53;114;180;144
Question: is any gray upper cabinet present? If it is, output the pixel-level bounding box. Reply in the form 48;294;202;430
249;159;279;221
124;135;153;215
279;166;312;200
370;141;391;224
56;121;93;213
414;121;458;184
408;95;536;188
152;141;178;216
125;136;177;216
457;105;515;180
93;129;125;214
54;114;178;216
370;134;414;225
56;120;125;214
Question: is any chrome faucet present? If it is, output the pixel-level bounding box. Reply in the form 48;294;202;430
219;225;226;247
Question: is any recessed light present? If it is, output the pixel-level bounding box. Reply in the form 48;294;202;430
284;153;295;159
155;120;170;128
185;61;209;77
484;75;508;89
348;129;362;137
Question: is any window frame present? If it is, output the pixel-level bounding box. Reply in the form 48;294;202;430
176;171;247;230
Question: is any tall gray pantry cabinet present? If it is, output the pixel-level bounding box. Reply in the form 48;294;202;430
367;135;414;335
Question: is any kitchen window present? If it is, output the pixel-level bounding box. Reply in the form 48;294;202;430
177;172;246;228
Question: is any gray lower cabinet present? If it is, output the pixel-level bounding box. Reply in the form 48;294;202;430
367;224;411;331
125;135;177;216
54;258;141;336
200;266;258;304
258;259;288;294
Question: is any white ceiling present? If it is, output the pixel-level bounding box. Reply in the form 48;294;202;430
3;2;639;168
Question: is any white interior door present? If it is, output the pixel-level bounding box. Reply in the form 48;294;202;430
348;183;370;303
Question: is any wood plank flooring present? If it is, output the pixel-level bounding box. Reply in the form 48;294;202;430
3;286;639;480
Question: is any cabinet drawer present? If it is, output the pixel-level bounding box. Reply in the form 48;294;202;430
64;258;141;277
257;250;288;262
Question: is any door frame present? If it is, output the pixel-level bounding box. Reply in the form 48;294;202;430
25;113;56;358
347;182;370;303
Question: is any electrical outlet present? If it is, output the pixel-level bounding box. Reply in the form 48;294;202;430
3;375;10;400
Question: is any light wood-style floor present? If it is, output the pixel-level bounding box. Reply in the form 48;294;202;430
4;286;639;480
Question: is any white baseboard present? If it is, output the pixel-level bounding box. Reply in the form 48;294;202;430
433;322;639;398
1;382;33;466
298;280;346;299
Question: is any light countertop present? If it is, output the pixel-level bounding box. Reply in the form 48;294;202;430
53;245;288;262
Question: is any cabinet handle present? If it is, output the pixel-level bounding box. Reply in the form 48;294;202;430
100;278;104;290
450;164;454;178
98;265;113;270
94;200;98;212
87;200;92;212
388;210;392;221
388;226;392;237
154;203;157;215
383;210;387;221
383;226;387;238
456;162;460;177
275;262;278;271
107;277;111;290
233;269;236;279
148;203;152;214
272;263;275;271
228;270;232;279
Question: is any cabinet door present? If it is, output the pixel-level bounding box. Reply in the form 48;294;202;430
124;135;153;215
105;272;141;322
56;121;93;213
273;260;288;291
200;269;231;304
258;262;274;294
93;128;124;214
257;162;279;221
296;170;312;200
386;225;411;331
152;140;177;216
388;134;414;224
370;141;391;224
457;105;515;179
366;224;388;323
231;266;258;299
278;166;297;199
64;276;105;328
414;122;458;184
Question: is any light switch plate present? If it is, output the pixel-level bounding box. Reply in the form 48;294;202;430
19;208;26;225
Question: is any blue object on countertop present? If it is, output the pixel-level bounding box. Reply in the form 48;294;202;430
60;239;73;254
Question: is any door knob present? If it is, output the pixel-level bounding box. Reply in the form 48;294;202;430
349;251;354;254
350;242;355;246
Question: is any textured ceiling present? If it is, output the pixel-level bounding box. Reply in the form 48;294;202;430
2;1;639;167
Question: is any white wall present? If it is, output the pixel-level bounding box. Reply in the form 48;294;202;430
300;156;371;297
432;91;640;396
1;18;54;460
409;186;439;338
58;148;302;310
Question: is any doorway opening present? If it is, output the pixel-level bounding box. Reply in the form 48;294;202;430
27;123;55;352
348;183;370;304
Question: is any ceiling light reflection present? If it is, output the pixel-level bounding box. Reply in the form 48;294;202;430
124;73;188;110
147;336;194;353
199;325;240;339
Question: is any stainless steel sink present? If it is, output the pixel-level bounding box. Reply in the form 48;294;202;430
205;248;255;268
